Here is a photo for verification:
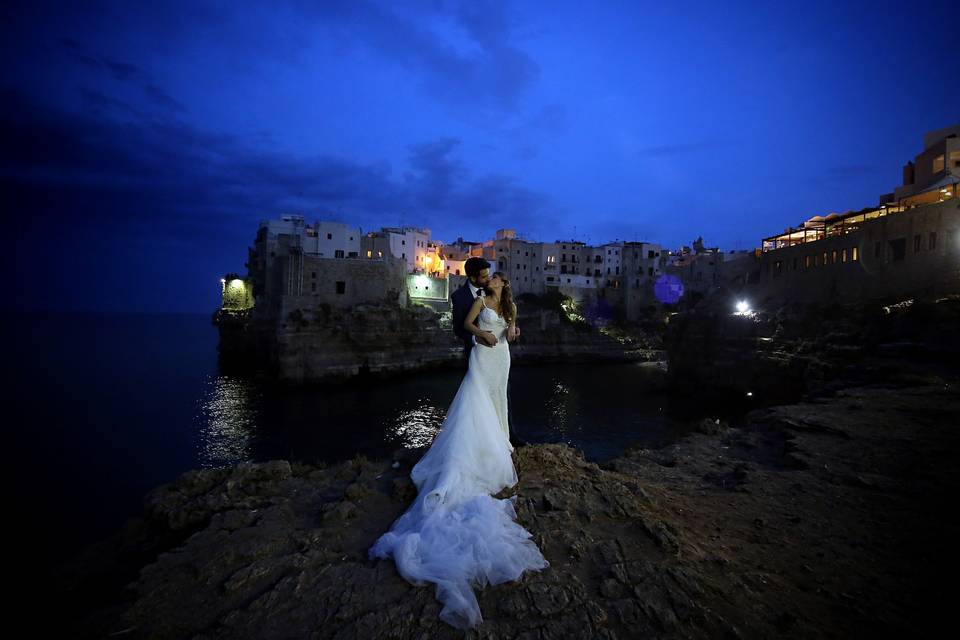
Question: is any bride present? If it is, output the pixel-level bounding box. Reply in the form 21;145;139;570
368;271;550;629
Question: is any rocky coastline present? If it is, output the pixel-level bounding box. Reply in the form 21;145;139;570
218;301;663;384
56;369;957;638
53;295;958;638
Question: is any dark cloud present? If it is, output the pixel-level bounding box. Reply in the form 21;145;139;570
295;0;540;113
58;37;143;82
55;36;187;113
1;84;552;240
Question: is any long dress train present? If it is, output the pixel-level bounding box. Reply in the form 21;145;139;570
368;299;550;629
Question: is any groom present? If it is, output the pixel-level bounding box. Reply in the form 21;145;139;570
451;257;528;448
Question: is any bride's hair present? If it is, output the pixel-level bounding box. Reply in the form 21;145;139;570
487;271;515;324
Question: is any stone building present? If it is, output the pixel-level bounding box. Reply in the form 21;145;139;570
884;125;959;204
755;197;958;304
618;241;663;319
256;215;362;258
485;229;546;295
247;215;407;316
439;237;484;277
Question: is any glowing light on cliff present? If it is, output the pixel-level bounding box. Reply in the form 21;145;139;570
734;300;754;316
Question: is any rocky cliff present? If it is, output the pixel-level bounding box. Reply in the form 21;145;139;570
55;366;957;638
664;293;960;405
219;302;659;384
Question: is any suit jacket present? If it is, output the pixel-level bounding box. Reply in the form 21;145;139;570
451;281;479;353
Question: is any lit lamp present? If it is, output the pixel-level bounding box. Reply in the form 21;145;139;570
734;300;753;316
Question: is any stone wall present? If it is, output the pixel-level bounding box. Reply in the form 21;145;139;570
406;274;448;302
294;255;407;309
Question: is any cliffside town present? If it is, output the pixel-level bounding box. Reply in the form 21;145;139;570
216;125;959;384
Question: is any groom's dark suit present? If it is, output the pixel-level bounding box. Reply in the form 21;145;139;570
450;281;526;448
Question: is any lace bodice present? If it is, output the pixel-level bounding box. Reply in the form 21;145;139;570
477;297;509;342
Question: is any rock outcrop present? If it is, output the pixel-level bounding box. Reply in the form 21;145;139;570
220;302;659;383
56;371;958;638
665;293;960;405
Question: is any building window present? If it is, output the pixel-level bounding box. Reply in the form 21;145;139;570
815;254;820;267
805;255;811;268
792;257;798;270
648;267;653;276
889;238;906;261
335;249;344;258
377;250;383;257
841;248;848;262
929;232;937;250
822;251;828;266
335;281;345;294
402;253;406;259
311;282;316;292
932;154;945;173
831;250;838;263
312;271;317;279
951;150;960;168
852;246;859;261
402;240;406;245
366;250;372;258
914;234;922;253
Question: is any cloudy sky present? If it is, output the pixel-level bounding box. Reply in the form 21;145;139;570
2;0;957;313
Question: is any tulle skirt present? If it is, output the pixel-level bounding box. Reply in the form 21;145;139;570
368;358;550;628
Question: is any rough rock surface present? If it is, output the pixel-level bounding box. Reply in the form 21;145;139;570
57;372;957;638
223;302;656;383
665;294;960;405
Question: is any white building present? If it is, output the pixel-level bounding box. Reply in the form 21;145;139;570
380;226;432;272
258;215;362;258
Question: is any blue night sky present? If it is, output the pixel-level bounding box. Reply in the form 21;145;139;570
2;0;957;313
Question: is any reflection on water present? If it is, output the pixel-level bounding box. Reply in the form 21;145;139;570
187;363;705;468
195;375;259;468
546;380;573;440
388;399;447;449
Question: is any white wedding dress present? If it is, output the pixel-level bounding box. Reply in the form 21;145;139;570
368;297;550;629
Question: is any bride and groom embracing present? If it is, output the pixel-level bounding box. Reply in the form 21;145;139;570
368;257;550;629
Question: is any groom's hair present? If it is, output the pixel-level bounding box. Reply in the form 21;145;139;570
464;257;491;279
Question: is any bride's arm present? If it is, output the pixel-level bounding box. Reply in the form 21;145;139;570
464;297;497;347
507;302;519;341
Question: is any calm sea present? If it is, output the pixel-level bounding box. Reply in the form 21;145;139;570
6;311;700;566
